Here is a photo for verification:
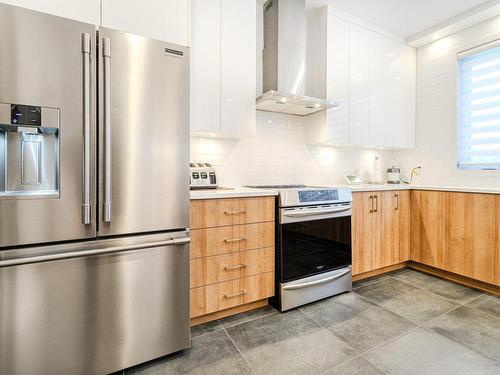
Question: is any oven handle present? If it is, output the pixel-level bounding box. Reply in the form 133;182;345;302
282;206;351;218
282;269;351;290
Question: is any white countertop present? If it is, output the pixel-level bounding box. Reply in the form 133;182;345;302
190;184;500;199
190;186;279;200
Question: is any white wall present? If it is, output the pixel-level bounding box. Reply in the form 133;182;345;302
394;15;500;187
191;111;395;187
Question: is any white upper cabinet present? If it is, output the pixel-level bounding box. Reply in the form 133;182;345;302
190;0;256;138
306;8;415;149
306;12;349;145
101;0;189;45
348;23;370;146
0;0;99;24
190;0;221;135
220;0;256;137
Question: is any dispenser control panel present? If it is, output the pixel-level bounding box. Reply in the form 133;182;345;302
11;104;41;126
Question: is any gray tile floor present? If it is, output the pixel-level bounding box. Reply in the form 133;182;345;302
124;269;500;375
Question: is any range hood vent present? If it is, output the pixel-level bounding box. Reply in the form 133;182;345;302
257;0;337;116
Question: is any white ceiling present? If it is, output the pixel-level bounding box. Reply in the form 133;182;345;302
306;0;494;38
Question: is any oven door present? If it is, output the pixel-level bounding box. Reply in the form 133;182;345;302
279;204;352;282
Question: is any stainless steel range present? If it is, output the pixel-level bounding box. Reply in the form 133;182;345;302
247;185;353;311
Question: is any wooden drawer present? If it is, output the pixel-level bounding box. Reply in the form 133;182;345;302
190;196;275;229
190;272;274;318
191;247;274;288
190;222;275;259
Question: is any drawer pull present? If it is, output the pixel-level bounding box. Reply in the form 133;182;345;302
224;290;248;298
224;210;247;215
224;264;248;271
224;237;247;243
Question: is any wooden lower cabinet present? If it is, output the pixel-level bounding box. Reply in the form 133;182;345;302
352;190;410;275
190;247;275;288
190;272;274;318
411;190;500;286
190;196;276;323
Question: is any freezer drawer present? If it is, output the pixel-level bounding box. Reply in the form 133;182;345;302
0;232;190;375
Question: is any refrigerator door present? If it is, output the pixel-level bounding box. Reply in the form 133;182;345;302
97;28;190;237
0;4;97;247
0;231;190;375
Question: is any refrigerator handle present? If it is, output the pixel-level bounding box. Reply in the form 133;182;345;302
103;37;112;223
81;33;92;225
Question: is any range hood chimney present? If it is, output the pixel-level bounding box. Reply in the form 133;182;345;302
256;0;337;116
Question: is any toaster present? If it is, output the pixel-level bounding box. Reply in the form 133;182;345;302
190;162;218;189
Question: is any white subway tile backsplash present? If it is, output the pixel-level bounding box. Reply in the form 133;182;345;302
191;112;395;186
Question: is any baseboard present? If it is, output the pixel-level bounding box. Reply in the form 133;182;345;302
352;262;408;282
408;261;500;296
190;299;268;326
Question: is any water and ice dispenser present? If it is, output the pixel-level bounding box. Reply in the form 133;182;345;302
0;102;59;197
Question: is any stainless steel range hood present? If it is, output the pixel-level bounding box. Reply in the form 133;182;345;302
257;0;337;116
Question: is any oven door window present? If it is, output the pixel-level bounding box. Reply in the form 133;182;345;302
280;216;351;282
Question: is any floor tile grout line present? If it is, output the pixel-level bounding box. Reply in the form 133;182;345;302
456;303;500;322
389;274;486;306
352;276;391;290
322;299;467;373
297;308;359;354
419;325;500;366
349;289;422;323
221;325;258;375
218;310;279;330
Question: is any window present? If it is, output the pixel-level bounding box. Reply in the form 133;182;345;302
458;42;500;170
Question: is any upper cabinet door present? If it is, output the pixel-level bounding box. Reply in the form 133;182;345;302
220;0;256;137
190;0;221;135
368;32;395;148
325;14;349;144
394;45;416;148
101;0;189;45
348;24;370;145
0;0;99;24
190;0;256;138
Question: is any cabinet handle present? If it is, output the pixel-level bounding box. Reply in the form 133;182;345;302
224;264;248;271
369;195;374;213
395;194;399;211
374;195;378;213
224;210;247;215
224;237;247;243
224;290;247;298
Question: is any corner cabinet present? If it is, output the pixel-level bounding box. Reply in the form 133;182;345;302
411;191;500;286
352;190;410;275
190;0;256;138
306;8;415;149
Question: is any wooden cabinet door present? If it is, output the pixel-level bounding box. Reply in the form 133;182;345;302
410;190;447;268
352;192;375;275
445;192;499;285
375;191;399;269
398;190;411;261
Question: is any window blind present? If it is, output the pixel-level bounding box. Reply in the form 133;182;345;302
458;43;500;170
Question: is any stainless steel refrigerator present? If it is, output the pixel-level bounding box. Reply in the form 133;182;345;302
0;4;190;375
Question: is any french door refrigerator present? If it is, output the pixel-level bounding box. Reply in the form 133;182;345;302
0;4;190;375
